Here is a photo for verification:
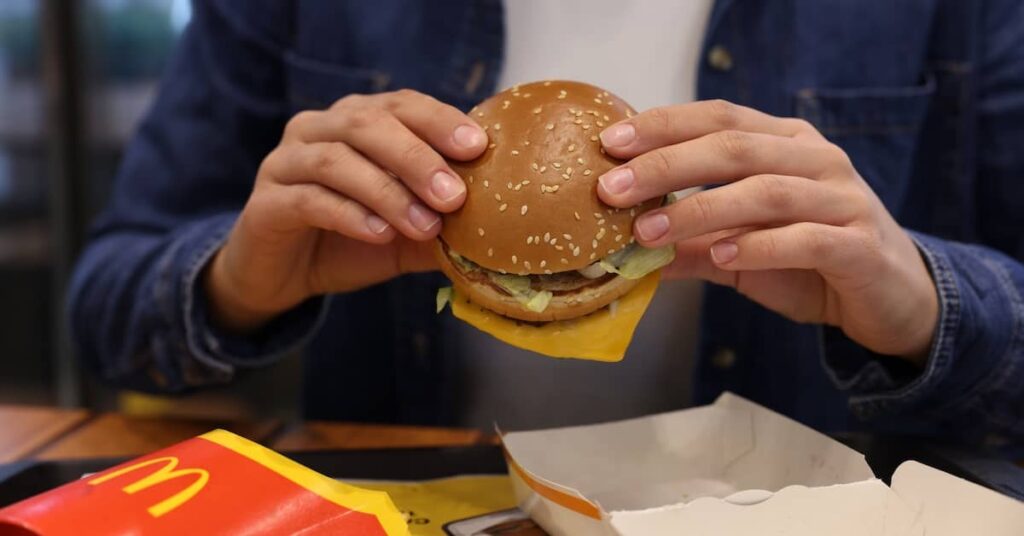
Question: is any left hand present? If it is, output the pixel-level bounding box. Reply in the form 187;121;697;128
596;100;938;364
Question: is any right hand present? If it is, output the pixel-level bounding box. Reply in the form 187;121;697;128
204;89;488;333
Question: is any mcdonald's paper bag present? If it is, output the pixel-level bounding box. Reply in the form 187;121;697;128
0;429;408;535
502;393;1024;535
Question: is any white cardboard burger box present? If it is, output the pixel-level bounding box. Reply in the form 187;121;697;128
501;393;1024;535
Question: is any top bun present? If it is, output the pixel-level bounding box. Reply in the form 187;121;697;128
443;80;659;275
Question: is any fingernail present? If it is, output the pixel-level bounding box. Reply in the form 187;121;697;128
598;167;635;195
710;241;739;264
365;214;390;234
636;212;670;241
600;123;636;147
431;171;465;202
408;203;440;232
453;124;486;148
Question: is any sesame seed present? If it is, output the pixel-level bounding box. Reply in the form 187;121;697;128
495;193;502;201
488;248;494;257
574;211;580;220
468;175;475;184
544;232;551;243
590;252;597;260
549;185;560;193
560;258;569;264
511;150;519;156
604;115;610;121
522;180;531;185
575;110;583;117
597;228;607;239
506;182;512;190
478;227;485;236
561;174;570;180
574;119;583;125
524;93;531;98
544;269;553;274
540;260;547;268
514;183;523;191
599;147;605;153
488;143;496;149
499;269;507;274
594;212;602;219
512;255;518;264
588;110;599;116
483;125;489;131
566;167;573;175
594;98;603;104
598;219;605;225
629;208;636;216
612;224;619;231
524;140;531;146
597;121;605;127
590;135;599;142
527;236;533;245
533;107;542;114
532;162;539;170
550;238;558;245
602;91;609;97
592;239;598;248
568;144;576;151
499;203;508;212
558;90;567;99
563;233;572;240
577;158;585;165
484;180;490;188
513;92;520;97
521;205;528;215
573;246;581;257
543;81;552;86
477;111;484;117
546;123;554;130
582;124;591;130
502;101;510;109
608;249;616;254
615;234;623;242
555;245;564;251
494;122;502;130
583;169;592;176
524;261;532;270
539;166;547;173
552;162;561;169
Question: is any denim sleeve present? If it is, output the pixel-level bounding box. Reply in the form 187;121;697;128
67;1;325;393
820;0;1024;441
821;233;1024;440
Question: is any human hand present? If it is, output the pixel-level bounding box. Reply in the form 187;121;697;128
597;100;938;364
205;89;487;332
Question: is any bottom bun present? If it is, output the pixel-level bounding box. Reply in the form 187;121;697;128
434;239;639;322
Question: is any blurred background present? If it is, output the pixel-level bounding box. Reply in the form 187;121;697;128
0;0;299;419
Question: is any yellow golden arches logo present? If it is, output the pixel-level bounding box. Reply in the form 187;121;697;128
87;456;210;518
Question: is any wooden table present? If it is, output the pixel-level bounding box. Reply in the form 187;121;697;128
0;405;495;463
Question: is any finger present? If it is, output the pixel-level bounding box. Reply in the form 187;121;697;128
273;183;397;244
337;110;469;212
597;131;850;208
286;90;488;160
632;174;854;247
708;222;863;274
600;99;824;159
269;142;442;240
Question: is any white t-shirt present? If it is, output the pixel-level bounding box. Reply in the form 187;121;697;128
450;0;713;430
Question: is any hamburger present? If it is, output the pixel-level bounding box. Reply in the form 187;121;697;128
435;81;674;360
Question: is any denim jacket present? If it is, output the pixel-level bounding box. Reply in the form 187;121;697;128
70;0;1024;444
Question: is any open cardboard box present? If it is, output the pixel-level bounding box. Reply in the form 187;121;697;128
502;393;1024;535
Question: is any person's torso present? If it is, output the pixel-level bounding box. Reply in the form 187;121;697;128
278;0;983;433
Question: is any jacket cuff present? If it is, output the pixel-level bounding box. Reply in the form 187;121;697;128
176;214;327;373
819;230;1006;421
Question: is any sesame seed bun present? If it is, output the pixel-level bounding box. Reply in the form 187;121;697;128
442;80;660;275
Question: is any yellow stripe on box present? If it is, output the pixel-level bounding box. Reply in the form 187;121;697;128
200;429;409;536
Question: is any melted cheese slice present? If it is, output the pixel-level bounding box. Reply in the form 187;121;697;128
450;271;661;362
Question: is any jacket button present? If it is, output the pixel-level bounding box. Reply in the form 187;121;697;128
707;45;734;71
711;347;737;369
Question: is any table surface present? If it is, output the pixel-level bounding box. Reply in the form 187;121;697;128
0;404;495;463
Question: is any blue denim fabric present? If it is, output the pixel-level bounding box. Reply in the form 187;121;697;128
69;0;1024;445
